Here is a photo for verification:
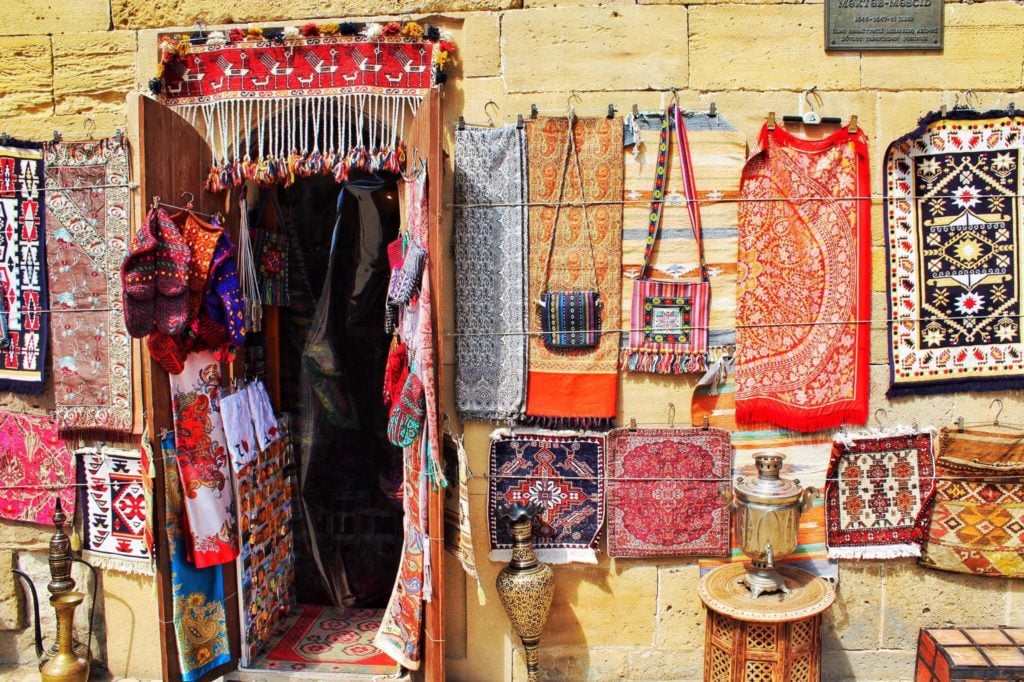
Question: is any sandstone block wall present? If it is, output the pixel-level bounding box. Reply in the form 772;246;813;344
1;1;1021;680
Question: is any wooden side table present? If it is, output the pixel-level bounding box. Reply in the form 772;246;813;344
698;563;836;682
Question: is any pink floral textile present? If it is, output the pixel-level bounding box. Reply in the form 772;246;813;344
0;411;74;524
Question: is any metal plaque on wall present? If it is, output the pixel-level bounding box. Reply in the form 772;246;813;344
825;0;943;51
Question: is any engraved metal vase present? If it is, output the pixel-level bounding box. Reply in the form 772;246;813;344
39;592;89;682
730;452;817;598
495;503;554;682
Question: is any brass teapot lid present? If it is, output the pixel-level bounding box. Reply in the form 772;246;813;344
733;452;804;506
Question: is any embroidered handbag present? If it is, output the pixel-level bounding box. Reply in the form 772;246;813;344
387;240;426;305
538;112;603;351
623;105;710;374
387;372;425;447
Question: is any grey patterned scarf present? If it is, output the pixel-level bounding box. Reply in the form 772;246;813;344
454;126;528;420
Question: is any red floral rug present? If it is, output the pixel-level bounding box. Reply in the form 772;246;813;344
251;605;400;676
606;427;732;557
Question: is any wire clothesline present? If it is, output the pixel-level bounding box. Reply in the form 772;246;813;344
448;193;1022;208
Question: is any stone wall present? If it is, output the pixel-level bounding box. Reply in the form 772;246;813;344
0;0;1022;680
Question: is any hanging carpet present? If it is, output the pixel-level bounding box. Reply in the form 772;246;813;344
525;116;623;426
920;426;1024;577
453;125;528;421
0;411;74;524
824;430;936;559
606;427;731;558
77;445;153;575
885;110;1024;395
735;124;870;432
0;140;48;394
44;138;134;435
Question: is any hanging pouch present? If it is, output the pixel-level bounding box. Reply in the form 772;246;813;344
387;240;426;305
387;372;425;447
623;105;710;374
538;112;603;352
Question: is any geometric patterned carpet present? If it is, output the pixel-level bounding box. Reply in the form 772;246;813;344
248;605;401;677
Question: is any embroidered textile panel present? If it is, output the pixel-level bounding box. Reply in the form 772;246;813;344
44;139;133;434
453;125;528;421
885;111;1024;395
0;142;48;394
735;124;870;432
488;431;605;564
0;411;74;524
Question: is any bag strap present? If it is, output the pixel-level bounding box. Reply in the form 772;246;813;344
637;104;707;282
540;113;600;293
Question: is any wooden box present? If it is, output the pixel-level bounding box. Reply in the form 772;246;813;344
916;628;1024;681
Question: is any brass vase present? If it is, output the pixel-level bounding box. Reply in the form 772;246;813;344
495;503;554;682
39;592;89;682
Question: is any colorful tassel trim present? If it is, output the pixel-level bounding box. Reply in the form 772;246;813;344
518;415;616;431
620;347;708;375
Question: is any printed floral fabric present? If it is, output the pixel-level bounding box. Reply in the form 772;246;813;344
885;111;1024;395
453;125;528;420
825;431;936;559
735;124;871;431
77;445;153;574
168;351;239;568
0;411;74;524
0;141;49;394
606;427;731;558
44;139;133;434
161;432;232;681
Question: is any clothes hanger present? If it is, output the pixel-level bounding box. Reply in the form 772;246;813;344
768;87;857;133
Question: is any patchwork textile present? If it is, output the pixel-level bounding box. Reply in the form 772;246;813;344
256;605;400;676
526;116;623;425
169;351;239;568
252;228;290;306
44;139;133;434
443;434;483;602
824;430;936;559
885;110;1024;395
920;426;1024;577
623;114;745;358
606;427;732;558
488;430;605;564
699;429;838;581
0;411;74;524
220;385;258;473
77;446;153;574
453;126;528;421
736;124;871;432
161;432;232;682
0;141;48;394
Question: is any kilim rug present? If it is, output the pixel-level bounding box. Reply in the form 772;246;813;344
251;605;401;676
169;351;239;568
735;124;870;432
488;430;604;564
919;426;1024;577
0;411;74;524
77;446;153;575
885;110;1024;395
44;139;133;435
621;113;745;362
161;432;232;682
453;125;528;421
606;427;732;558
699;428;839;581
0;140;48;394
525;116;622;426
824;430;936;559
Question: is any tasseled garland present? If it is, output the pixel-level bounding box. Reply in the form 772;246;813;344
620;347;708;375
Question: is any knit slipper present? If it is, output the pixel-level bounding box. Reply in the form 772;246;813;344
121;209;160;337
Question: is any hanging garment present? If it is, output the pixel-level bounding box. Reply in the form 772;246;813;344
885;110;1024;395
0;411;74;524
443;434;484;602
824;430;936;559
77;445;153;575
606;427;731;558
525;116;623;426
44;138;134;435
0;139;49;394
219;384;258;473
161;431;232;681
453;125;528;421
168;351;239;568
488;429;605;564
735;123;870;432
920;426;1024;577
